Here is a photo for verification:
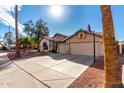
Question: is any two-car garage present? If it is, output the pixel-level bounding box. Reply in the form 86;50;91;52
69;42;94;56
69;42;103;56
57;30;104;57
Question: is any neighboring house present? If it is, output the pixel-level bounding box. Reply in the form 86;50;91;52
39;29;104;56
118;40;124;54
0;44;2;49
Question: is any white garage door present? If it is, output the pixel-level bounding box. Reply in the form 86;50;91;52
70;42;99;56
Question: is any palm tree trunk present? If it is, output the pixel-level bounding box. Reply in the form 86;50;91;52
100;5;123;88
15;5;20;57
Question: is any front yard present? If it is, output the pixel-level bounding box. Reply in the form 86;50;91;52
1;50;124;88
0;51;93;88
69;55;124;88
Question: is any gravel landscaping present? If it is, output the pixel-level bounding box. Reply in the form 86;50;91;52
68;56;124;88
7;50;42;60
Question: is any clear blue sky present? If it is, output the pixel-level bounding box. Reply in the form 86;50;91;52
0;5;124;41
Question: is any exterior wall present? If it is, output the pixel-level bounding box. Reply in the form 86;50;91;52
57;32;104;56
119;44;122;54
66;32;102;43
0;45;2;49
57;43;67;54
40;38;52;52
99;41;104;56
118;42;123;54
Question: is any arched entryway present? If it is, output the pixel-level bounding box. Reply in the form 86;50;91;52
42;42;48;50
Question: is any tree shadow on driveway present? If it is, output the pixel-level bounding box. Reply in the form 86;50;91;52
0;54;13;72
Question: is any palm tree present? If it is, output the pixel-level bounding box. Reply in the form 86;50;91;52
15;5;20;57
100;5;123;87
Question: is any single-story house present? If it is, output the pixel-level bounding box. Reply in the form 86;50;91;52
39;33;68;52
39;29;104;56
118;40;124;54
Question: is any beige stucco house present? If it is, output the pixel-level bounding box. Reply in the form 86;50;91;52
39;29;104;56
39;33;67;52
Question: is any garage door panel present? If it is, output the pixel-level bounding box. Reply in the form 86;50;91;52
70;42;99;56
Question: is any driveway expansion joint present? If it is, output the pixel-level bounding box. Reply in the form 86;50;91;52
14;62;51;88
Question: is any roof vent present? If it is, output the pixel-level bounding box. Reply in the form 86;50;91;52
87;24;92;32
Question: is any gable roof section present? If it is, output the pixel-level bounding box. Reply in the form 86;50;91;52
39;29;102;43
39;36;53;41
53;33;67;38
52;33;68;42
64;29;102;41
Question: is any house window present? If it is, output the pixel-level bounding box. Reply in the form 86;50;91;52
78;32;86;39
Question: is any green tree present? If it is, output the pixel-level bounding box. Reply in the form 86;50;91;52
19;34;31;49
24;19;49;41
30;38;38;49
3;31;14;47
23;19;49;50
33;19;49;41
23;20;34;37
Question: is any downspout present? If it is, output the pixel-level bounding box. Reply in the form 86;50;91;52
93;33;96;63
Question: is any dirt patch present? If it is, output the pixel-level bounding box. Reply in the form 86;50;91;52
7;50;42;60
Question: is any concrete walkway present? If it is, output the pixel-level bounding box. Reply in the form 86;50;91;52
0;52;93;88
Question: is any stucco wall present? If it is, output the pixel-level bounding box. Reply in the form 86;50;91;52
40;38;52;51
58;32;104;56
57;43;67;54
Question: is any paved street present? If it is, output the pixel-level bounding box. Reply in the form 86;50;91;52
0;52;93;88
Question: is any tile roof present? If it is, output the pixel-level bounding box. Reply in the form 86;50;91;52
64;29;102;41
40;29;102;42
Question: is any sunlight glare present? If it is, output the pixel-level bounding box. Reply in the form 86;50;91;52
50;6;63;18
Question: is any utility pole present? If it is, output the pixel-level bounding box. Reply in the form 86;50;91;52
15;5;20;57
8;23;11;50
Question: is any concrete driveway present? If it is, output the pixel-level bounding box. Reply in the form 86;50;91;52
14;53;93;88
0;52;93;88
